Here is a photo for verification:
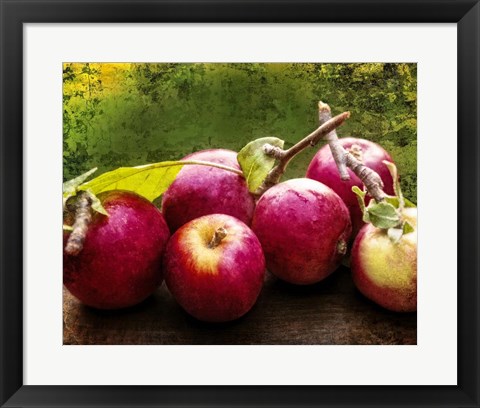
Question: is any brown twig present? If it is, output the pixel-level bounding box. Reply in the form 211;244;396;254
318;101;386;202
255;111;351;197
319;103;349;180
64;191;93;256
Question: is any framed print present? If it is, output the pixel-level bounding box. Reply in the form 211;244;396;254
1;0;479;407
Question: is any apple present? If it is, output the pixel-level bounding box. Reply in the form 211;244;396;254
63;190;170;309
306;137;395;238
164;213;265;322
251;178;351;285
161;149;255;232
351;207;417;312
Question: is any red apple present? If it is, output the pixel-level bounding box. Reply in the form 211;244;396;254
306;137;395;238
252;178;351;285
63;190;170;309
161;149;255;232
164;213;265;322
351;208;417;312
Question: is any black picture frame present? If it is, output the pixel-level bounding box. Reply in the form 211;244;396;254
1;1;478;407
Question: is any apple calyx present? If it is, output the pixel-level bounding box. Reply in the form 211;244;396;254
337;240;348;256
352;161;416;244
208;226;228;249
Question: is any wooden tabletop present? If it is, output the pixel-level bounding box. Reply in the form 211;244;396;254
63;265;416;345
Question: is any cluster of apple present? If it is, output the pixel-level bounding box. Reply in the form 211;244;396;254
63;108;417;323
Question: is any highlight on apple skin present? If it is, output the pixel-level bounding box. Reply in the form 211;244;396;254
161;149;256;232
351;207;417;312
306;137;395;238
63;190;171;310
252;178;352;285
163;213;266;323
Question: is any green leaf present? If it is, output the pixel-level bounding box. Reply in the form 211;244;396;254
366;201;401;229
85;190;109;216
404;198;416;208
63;167;98;195
79;161;186;202
384;195;416;209
384;196;399;207
387;220;415;243
63;168;98;207
352;186;369;223
237;137;284;192
403;221;415;234
63;224;74;232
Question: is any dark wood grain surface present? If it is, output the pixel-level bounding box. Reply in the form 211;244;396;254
63;266;416;345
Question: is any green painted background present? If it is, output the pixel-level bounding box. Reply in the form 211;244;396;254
63;63;417;202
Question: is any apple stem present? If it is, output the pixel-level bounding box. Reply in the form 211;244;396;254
318;101;387;203
64;191;93;256
255;111;351;197
208;227;228;248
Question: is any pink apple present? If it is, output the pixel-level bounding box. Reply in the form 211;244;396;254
161;149;255;232
63;190;170;309
351;208;417;312
252;178;351;285
164;213;265;322
306;137;395;238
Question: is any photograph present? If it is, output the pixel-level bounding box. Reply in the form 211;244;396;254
62;62;417;345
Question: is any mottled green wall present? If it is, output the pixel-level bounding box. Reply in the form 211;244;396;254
63;63;417;202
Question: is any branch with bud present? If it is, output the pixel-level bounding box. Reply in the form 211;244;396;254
316;101;415;242
317;101;387;202
254;110;351;197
